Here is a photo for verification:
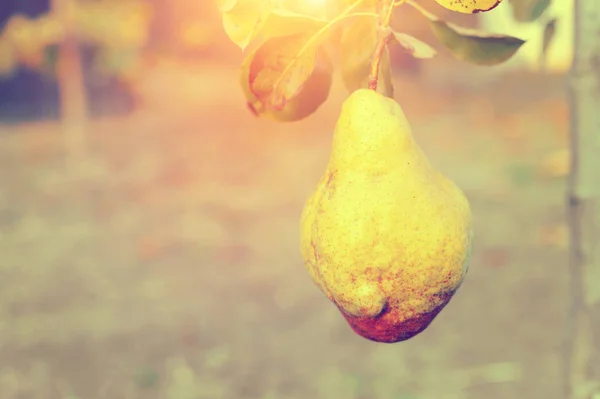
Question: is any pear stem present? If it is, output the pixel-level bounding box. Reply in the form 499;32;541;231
368;0;404;91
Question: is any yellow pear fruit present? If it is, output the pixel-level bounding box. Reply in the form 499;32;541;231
300;89;473;343
434;0;502;14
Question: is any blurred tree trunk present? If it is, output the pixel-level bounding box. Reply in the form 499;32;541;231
52;0;88;158
564;0;600;398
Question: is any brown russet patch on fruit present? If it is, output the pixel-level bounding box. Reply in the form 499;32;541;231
341;291;454;343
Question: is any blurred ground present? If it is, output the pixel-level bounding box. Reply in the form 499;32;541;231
0;57;571;399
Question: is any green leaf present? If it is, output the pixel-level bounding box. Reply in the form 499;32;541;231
389;31;437;59
257;9;328;42
240;34;333;122
509;0;551;22
221;0;271;50
429;20;525;65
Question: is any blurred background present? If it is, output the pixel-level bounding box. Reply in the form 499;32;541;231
0;0;574;398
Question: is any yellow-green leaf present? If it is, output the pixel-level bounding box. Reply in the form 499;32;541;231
240;34;333;122
429;20;525;65
390;31;437;59
257;9;328;42
509;0;551;22
250;33;318;109
338;17;394;97
221;0;271;50
338;16;378;93
434;0;502;14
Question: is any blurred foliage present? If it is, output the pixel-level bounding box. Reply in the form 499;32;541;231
509;0;557;65
510;0;566;68
0;0;151;80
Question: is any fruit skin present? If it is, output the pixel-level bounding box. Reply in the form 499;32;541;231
300;89;473;343
434;0;502;14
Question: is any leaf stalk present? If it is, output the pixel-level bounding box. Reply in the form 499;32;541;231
368;0;405;91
